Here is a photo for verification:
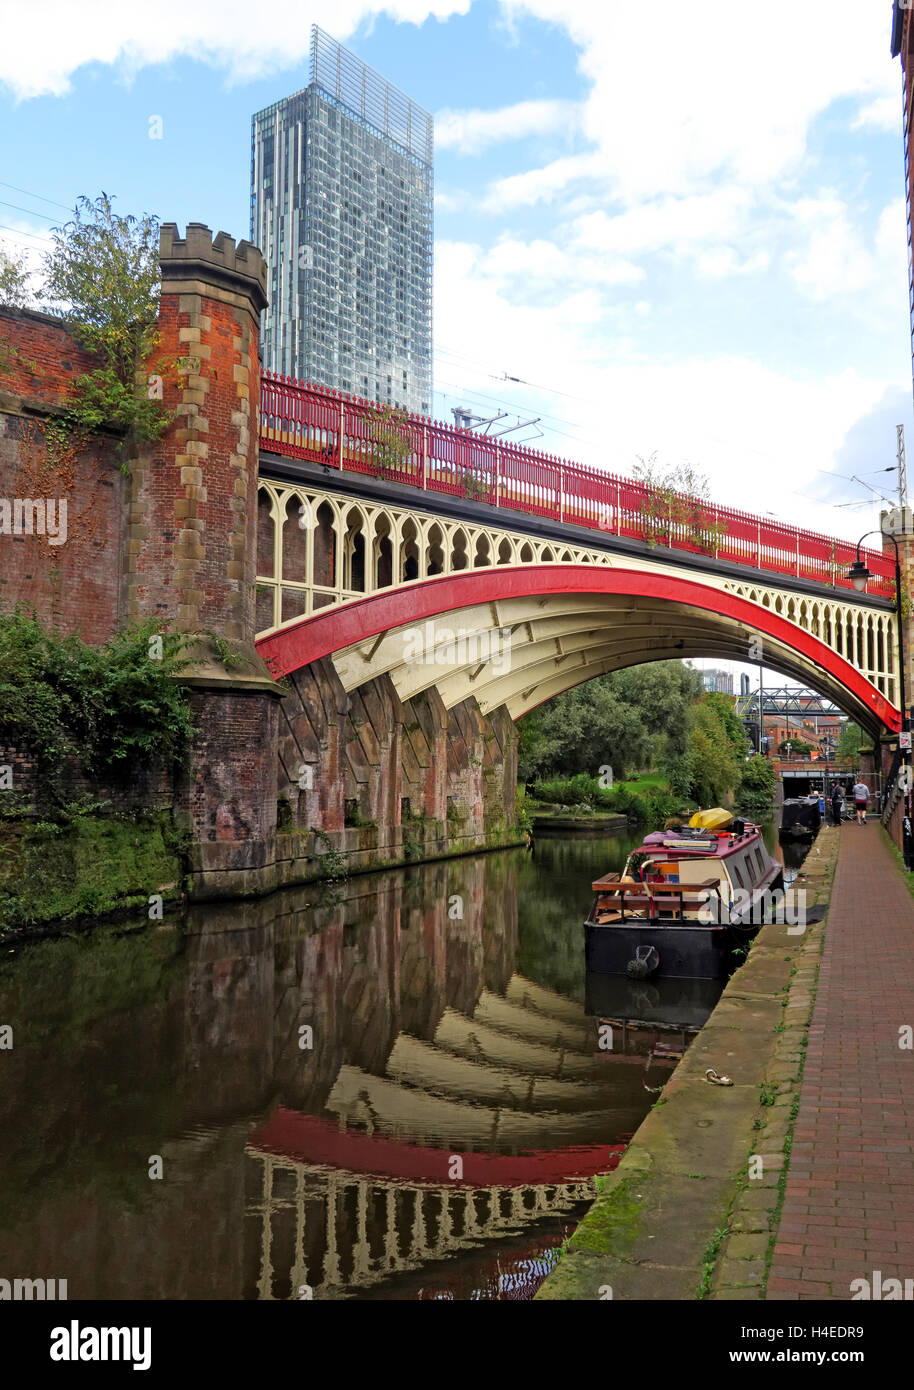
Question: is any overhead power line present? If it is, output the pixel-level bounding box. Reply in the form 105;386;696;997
0;180;74;214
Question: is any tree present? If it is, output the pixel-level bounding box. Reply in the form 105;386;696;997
778;738;812;757
688;695;743;806
836;721;865;766
0;246;33;309
40;192;169;451
740;753;776;809
516;660;702;783
367;403;413;477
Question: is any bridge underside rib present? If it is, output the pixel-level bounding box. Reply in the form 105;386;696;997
256;566;899;739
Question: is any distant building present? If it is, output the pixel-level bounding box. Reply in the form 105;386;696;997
702;669;733;694
251;26;433;414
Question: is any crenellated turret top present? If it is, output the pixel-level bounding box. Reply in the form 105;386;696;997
159;221;268;314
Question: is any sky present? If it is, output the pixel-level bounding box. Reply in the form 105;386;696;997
0;0;911;571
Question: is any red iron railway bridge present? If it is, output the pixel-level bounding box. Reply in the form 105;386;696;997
260;373;895;600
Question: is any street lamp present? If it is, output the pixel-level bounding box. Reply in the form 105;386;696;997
847;528;911;867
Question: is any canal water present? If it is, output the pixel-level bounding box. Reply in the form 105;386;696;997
0;819;806;1301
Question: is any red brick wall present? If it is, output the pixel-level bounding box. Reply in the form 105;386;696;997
0;307;98;406
0;308;127;643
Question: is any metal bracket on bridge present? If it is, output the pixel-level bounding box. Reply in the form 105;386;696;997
361;630;389;663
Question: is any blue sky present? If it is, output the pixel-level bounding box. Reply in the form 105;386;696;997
1;0;911;561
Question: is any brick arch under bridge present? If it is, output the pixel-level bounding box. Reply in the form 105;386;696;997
255;564;901;741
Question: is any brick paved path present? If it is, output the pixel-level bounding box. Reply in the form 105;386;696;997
767;823;914;1299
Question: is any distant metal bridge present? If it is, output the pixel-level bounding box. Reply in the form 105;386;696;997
734;688;845;719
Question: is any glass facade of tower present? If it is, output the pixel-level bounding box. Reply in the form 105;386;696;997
251;27;433;416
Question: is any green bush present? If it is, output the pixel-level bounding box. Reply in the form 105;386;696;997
529;773;683;826
0;610;195;805
531;772;616;808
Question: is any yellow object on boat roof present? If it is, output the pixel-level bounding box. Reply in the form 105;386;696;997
689;808;733;831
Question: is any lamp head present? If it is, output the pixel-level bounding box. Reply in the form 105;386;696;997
846;558;872;593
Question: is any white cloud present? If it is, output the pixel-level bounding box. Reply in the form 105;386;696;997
435;236;899;539
435;98;579;154
788;194;907;302
483;152;602;210
853;94;901;133
493;0;897;205
571;189;753;258
482;236;643;287
0;0;471;100
695;247;770;279
435;189;469;214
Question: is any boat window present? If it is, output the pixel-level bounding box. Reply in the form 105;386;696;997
732;864;745;889
755;847;765;872
745;854;757;884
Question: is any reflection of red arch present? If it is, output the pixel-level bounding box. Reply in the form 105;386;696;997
248;1108;623;1186
255;565;900;732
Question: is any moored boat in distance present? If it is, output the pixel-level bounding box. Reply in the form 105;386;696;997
584;809;784;981
779;795;822;842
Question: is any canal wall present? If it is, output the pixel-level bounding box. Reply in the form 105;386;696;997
0;223;522;921
535;825;838;1301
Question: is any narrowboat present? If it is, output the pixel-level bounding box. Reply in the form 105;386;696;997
584;810;784;981
778;795;821;842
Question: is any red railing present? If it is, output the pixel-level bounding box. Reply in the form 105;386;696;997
260;374;895;600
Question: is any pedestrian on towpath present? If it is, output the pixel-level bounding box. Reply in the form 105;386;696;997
830;782;844;825
852;778;870;825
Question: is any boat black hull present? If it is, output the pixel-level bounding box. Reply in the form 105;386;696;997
779;799;821;841
584;921;752;980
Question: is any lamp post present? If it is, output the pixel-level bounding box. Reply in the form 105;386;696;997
847;528;911;867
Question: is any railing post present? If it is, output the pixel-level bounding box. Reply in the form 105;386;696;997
714;505;719;560
616;480;621;534
795;534;800;577
421;424;428;491
495;442;501;507
757;520;761;567
338;398;345;469
559;464;564;522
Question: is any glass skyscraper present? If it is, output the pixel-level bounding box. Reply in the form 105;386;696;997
251;26;433;415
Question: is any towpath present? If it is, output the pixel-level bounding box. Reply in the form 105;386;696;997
767;822;914;1300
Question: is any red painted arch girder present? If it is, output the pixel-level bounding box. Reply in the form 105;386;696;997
255;565;900;733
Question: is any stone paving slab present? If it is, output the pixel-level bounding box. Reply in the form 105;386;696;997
766;823;914;1302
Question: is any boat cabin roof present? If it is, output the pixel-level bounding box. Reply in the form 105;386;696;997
634;825;762;860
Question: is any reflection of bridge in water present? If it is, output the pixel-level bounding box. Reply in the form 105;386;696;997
247;1140;601;1300
244;973;691;1299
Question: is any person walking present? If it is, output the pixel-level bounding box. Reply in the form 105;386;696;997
830;782;844;825
852;778;870;825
